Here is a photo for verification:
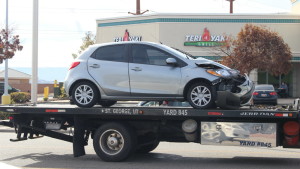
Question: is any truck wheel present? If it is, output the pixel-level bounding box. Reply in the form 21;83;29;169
93;122;136;162
187;82;215;109
136;140;159;153
72;81;98;108
98;100;117;107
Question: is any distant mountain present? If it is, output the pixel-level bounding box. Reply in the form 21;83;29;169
11;67;68;83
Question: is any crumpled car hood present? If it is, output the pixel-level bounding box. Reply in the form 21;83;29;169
193;57;229;70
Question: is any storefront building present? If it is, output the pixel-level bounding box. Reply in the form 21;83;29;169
96;12;300;97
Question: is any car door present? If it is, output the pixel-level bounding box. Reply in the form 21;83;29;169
87;44;130;96
129;44;182;97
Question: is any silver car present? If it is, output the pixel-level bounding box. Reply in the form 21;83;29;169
64;41;254;109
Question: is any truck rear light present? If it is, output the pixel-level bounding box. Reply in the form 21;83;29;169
253;92;259;96
270;92;277;96
69;62;80;70
208;112;223;116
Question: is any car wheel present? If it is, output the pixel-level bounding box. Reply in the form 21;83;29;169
93;123;137;162
187;82;215;109
72;81;99;108
98;100;117;107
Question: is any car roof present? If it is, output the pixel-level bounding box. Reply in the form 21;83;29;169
89;41;161;49
255;84;275;90
255;84;274;87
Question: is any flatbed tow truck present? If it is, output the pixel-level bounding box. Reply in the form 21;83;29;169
0;100;300;162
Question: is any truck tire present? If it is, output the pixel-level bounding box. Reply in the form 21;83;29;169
136;140;159;153
93;122;137;162
187;82;215;109
72;81;99;108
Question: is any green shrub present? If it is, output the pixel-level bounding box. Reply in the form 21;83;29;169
58;87;68;99
10;92;31;103
0;111;10;120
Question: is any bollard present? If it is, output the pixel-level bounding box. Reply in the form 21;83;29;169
1;94;11;105
54;80;58;88
53;80;60;98
44;86;49;101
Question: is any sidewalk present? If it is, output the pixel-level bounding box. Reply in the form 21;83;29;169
37;93;69;104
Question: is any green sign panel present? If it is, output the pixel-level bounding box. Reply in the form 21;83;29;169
184;41;226;47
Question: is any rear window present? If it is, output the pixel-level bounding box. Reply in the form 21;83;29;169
255;85;274;90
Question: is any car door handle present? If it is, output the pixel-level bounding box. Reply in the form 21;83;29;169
89;64;100;68
131;67;142;71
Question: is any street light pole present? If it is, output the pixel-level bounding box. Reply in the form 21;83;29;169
2;0;11;105
31;0;38;105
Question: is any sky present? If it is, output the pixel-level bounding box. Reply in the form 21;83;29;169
0;0;293;81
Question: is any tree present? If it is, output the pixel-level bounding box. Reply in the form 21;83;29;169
72;31;96;59
0;28;23;63
221;24;292;76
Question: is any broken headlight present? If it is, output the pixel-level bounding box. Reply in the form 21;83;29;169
206;69;232;79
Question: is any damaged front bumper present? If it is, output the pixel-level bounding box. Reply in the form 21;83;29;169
216;74;255;109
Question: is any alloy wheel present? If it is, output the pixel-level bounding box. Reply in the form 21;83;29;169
74;84;94;105
190;85;212;107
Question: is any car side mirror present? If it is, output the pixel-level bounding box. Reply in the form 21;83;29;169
166;58;177;66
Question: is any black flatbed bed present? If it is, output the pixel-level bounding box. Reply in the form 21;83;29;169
0;103;298;120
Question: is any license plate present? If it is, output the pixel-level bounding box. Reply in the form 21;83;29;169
261;94;267;97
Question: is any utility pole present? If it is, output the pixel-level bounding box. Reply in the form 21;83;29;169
128;0;149;15
226;0;235;14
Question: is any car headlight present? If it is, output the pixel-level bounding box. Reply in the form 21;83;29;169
206;69;232;78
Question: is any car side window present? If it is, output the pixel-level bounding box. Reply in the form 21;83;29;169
132;45;172;66
94;45;126;62
132;45;149;64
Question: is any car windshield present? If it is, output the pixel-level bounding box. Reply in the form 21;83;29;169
171;47;196;60
160;44;195;60
255;85;274;91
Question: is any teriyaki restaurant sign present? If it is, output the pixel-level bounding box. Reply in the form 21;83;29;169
114;29;142;42
184;28;226;47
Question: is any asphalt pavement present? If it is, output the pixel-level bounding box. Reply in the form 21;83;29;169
0;129;300;169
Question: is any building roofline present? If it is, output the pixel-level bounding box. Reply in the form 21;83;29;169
96;12;300;22
0;68;31;79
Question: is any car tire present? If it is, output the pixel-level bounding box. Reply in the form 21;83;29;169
72;81;99;108
187;82;215;109
93;122;137;162
98;100;117;107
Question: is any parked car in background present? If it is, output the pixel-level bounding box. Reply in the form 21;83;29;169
253;84;278;105
0;82;20;95
64;41;254;109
